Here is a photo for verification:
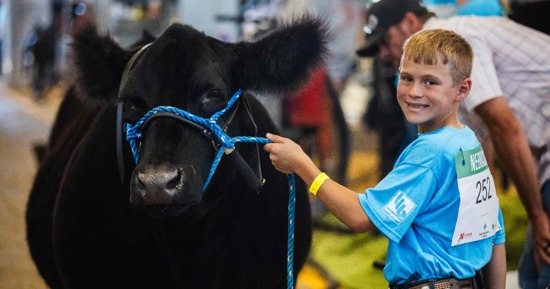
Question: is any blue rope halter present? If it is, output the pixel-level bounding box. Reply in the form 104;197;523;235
124;89;297;288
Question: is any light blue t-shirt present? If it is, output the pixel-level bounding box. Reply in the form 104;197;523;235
423;0;504;18
456;0;504;17
358;126;505;285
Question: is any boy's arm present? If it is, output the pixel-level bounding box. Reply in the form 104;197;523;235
264;133;375;233
474;97;550;264
481;243;506;289
315;177;375;233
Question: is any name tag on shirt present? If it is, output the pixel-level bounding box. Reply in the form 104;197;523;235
452;146;501;246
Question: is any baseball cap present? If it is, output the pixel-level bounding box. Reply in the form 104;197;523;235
356;0;428;57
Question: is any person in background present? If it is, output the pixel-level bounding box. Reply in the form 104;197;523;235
362;54;405;180
265;28;506;289
356;0;550;288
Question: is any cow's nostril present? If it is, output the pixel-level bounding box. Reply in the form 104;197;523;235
166;169;184;191
137;173;146;191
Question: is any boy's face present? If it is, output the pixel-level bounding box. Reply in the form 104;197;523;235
397;56;470;133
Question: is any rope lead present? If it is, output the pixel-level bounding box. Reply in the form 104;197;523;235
124;90;297;288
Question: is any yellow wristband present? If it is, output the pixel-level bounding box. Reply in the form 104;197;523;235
309;172;330;196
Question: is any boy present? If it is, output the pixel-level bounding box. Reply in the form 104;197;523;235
357;1;550;286
264;29;506;288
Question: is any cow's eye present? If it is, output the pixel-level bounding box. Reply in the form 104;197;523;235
200;89;228;113
206;89;225;103
124;98;148;120
128;98;147;113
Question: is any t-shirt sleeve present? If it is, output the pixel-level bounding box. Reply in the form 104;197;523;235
358;164;437;243
494;207;506;245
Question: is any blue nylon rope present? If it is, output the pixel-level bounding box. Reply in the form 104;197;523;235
124;90;297;289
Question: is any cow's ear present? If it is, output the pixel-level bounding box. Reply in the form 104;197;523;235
70;24;132;102
238;15;328;95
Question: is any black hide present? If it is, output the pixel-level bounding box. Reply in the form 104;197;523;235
26;17;326;289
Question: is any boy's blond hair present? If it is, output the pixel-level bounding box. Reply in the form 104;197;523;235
400;29;473;86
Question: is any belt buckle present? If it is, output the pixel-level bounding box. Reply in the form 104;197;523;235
410;280;446;289
434;280;451;289
448;278;473;289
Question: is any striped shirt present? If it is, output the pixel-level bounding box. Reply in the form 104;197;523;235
424;16;550;187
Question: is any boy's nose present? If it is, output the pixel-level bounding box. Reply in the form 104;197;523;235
409;83;423;98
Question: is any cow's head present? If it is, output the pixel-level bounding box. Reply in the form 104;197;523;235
70;17;326;219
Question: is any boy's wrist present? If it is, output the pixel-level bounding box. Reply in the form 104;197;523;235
294;158;321;184
309;172;330;196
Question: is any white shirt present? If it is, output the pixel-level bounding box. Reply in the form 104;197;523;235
424;16;550;187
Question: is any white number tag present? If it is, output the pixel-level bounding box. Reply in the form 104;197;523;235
451;146;500;246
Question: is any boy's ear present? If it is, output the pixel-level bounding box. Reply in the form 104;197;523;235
456;78;472;101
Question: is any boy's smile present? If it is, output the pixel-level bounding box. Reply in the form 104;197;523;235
405;102;429;111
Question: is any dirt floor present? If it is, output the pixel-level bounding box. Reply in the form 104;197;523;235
0;83;54;289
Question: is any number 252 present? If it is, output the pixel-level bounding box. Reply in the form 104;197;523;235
476;177;492;204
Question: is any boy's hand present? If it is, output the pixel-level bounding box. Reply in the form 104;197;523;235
264;133;311;175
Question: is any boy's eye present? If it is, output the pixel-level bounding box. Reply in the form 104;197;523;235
425;80;437;86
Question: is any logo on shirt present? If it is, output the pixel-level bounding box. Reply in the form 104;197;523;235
383;190;416;224
457;232;473;245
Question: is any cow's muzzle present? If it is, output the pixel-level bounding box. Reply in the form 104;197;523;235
130;163;201;207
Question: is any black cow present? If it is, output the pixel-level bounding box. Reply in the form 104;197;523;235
26;17;326;288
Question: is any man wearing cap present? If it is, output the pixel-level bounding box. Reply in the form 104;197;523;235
357;0;550;288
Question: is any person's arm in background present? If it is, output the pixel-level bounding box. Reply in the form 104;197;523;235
475;97;550;266
482;243;506;289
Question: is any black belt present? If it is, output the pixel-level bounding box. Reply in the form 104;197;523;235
390;277;478;289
